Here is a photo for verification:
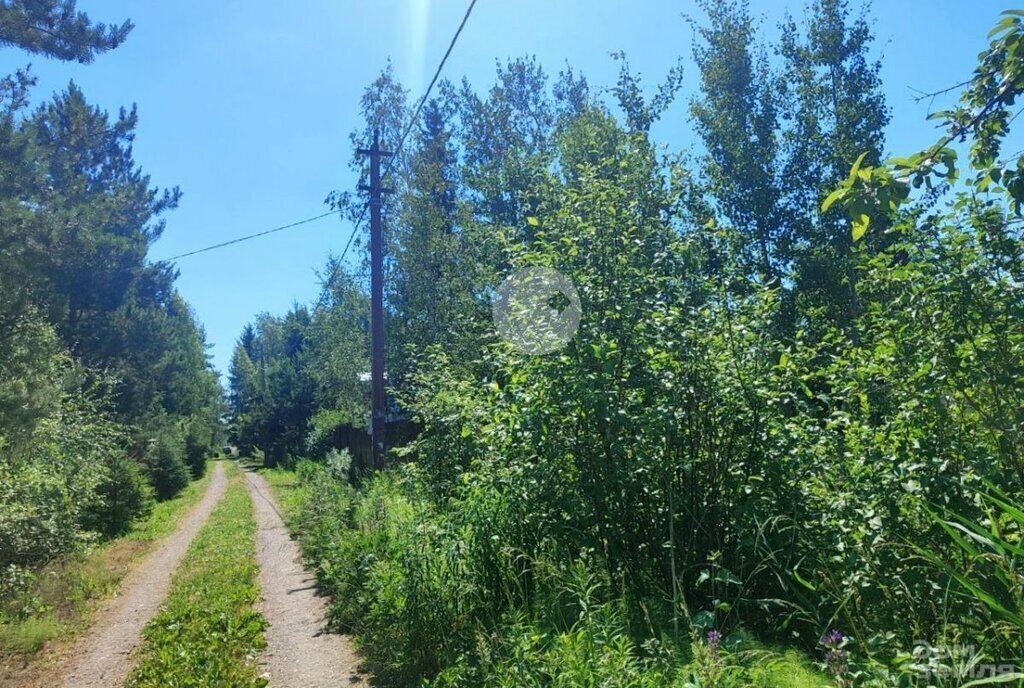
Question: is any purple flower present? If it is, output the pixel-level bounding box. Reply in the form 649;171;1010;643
820;630;844;648
819;630;849;681
706;629;722;659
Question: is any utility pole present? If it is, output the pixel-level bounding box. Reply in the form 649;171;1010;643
358;129;393;471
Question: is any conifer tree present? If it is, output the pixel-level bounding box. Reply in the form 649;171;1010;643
0;0;131;63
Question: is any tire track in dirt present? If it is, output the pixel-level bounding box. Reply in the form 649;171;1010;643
244;470;367;687
11;461;229;688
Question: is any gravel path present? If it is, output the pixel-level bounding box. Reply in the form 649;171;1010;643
47;460;228;688
245;470;367;687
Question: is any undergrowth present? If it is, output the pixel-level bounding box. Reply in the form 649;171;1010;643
274;460;832;687
0;464;216;661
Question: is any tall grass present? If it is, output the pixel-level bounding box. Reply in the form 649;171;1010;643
282;460;831;687
911;484;1024;686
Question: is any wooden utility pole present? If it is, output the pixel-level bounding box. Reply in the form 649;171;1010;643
358;129;392;470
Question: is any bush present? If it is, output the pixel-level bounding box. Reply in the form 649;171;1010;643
142;429;191;501
0;394;119;569
183;418;209;479
324;448;352;483
82;454;154;537
291;466;833;687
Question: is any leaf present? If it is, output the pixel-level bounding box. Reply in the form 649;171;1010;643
847;151;870;181
960;672;1024;687
989;15;1018;38
526;216;540;226
821;188;846;213
792;568;816;591
852;214;870;242
714;568;742;585
692;610;715;631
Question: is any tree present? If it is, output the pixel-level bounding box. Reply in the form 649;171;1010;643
779;0;888;327
390;95;480;384
0;0;131;63
691;0;786;284
458;57;556;228
0;1;220;534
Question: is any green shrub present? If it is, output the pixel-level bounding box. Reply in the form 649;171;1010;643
289;465;831;687
183;420;209;479
0;393;120;568
324;447;352;483
294;465;465;683
141;429;190;501
82;454;155;537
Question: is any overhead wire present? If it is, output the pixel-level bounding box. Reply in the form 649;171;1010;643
158;0;479;266
335;0;479;267
158;210;341;262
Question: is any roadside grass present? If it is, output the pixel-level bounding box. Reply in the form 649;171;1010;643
274;463;832;687
253;463;305;525
0;463;217;661
125;461;267;687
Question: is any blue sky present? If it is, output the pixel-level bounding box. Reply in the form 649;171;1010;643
0;0;1012;375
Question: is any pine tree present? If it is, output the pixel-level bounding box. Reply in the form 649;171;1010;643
0;0;132;63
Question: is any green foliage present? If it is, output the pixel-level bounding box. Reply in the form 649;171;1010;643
0;0;132;63
125;461;216;542
828;10;1024;227
0;465;215;659
82;453;155;538
232;5;1024;686
183;412;218;478
141;427;191;501
126;468;267;687
283;463;830;687
0;376;121;568
917;483;1024;674
229;309;317;467
0;0;223;622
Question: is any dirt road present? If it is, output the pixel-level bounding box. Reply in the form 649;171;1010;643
244;471;367;687
37;461;230;688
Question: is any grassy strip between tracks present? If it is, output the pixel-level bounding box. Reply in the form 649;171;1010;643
125;461;267;687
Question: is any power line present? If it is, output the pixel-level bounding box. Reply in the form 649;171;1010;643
157;210;341;262
160;0;478;266
336;0;477;267
381;0;478;183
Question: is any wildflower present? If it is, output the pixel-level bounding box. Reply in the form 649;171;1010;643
696;628;725;686
821;630;844;648
707;629;722;660
819;630;850;686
